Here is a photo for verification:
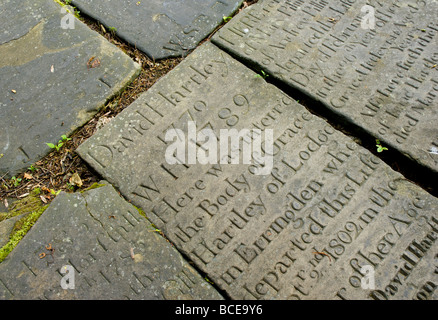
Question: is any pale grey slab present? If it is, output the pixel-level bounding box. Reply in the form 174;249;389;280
212;0;438;175
76;42;438;300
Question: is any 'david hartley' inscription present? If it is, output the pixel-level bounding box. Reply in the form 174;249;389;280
77;43;438;300
212;0;438;174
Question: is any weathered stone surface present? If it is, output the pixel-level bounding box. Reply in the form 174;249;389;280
212;0;438;175
77;43;438;300
0;0;141;178
70;0;244;59
0;182;223;300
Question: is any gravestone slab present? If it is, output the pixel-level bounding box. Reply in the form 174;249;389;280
212;0;438;175
77;43;438;300
70;0;244;59
0;0;141;178
0;182;223;300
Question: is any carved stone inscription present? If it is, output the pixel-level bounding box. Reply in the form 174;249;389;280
70;0;244;59
212;0;438;174
0;183;222;300
77;43;437;299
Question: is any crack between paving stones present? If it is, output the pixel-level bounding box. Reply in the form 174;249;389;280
49;0;436;199
211;42;438;198
31;0;434;299
176;249;233;300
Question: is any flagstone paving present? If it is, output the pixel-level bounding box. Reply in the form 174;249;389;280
0;0;437;301
212;0;438;175
0;182;223;299
77;42;438;300
0;0;140;179
70;0;245;59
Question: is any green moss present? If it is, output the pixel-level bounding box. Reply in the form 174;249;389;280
52;0;82;20
80;182;106;193
0;204;49;263
131;204;163;232
0;188;48;263
0;189;44;223
132;204;146;219
31;188;41;196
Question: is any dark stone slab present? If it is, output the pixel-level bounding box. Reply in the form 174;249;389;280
70;0;244;59
77;43;438;300
212;0;438;175
0;0;141;178
0;182;223;299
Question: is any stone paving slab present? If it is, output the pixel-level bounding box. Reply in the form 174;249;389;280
70;0;244;59
0;182;223;300
77;42;438;300
0;0;141;178
212;0;438;175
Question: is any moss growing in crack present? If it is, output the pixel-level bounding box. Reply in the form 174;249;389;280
0;188;48;262
131;204;164;233
80;182;106;193
132;204;146;219
0;204;49;263
0;188;43;222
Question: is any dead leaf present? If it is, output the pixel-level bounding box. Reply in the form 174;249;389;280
91;58;100;68
69;172;83;187
40;195;47;203
23;173;33;180
3;199;8;209
41;186;51;193
87;56;100;69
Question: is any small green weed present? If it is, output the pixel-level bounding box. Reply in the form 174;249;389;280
11;176;22;187
223;16;232;23
46;134;71;152
108;26;117;34
255;70;269;79
376;139;388;153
